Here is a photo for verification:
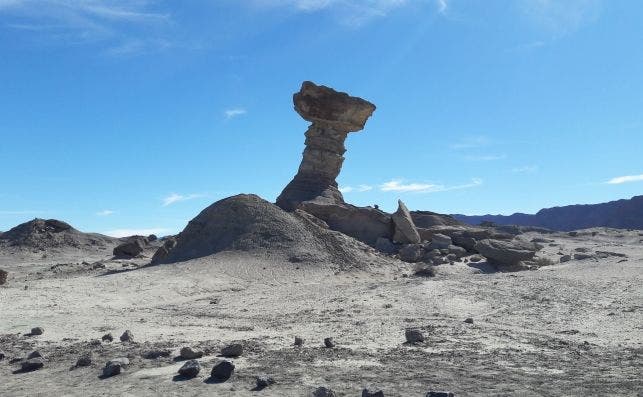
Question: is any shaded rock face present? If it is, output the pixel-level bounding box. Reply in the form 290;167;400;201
277;81;376;211
113;238;145;258
411;211;464;228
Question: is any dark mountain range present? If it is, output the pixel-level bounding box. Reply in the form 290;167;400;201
452;195;643;231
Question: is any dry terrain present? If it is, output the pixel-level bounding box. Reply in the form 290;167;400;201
1;228;642;396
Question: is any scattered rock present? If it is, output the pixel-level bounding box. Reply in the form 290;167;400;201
312;386;337;397
447;245;468;258
428;234;452;250
180;347;203;360
30;327;44;336
362;389;384;397
220;343;243;358
399;244;424;263
210;360;235;382
0;351;5;361
119;330;134;342
255;375;275;389
27;351;42;359
0;268;7;285
560;254;572;263
574;247;591;253
102;357;129;378
426;392;455;397
405;329;424;344
89;339;101;346
101;333;114;342
294;337;305;347
474;239;537;267
21;357;44;372
113;239;145;258
375;237;397;254
178;359;201;378
324;337;335;348
469;255;483;262
413;265;436;278
464;318;474;324
143;349;171;359
573;253;594;260
392;200;421;244
76;352;93;367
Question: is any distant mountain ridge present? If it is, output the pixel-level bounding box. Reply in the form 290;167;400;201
451;195;643;231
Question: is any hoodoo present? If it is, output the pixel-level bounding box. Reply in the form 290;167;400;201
276;81;376;211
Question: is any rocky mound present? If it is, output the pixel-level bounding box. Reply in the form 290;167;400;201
158;194;385;268
0;218;118;251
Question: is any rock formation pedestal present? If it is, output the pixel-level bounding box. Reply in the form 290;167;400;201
276;81;376;211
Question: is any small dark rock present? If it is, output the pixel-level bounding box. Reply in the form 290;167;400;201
312;387;337;397
143;349;171;359
560;254;572;263
323;337;335;348
210;360;234;382
119;330;133;342
27;351;42;359
220;343;243;358
30;327;44;336
426;392;455;397
464;318;474;324
178;359;201;378
294;336;304;347
76;353;93;367
362;389;384;397
21;357;44;372
102;333;114;342
0;268;7;285
0;351;5;361
102;357;129;377
180;346;203;359
255;375;275;388
405;329;424;344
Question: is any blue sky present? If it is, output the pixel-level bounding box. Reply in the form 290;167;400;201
1;0;642;236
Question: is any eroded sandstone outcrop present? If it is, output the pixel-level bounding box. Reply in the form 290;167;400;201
276;81;376;211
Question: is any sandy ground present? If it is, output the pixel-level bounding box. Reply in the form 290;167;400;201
1;229;642;396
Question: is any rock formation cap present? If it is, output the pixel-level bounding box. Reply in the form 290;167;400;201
293;81;376;132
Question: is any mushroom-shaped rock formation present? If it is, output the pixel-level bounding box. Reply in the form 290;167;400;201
276;81;376;211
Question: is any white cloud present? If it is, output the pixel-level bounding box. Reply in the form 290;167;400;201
380;178;482;193
96;209;115;216
606;174;643;185
162;193;205;207
339;184;373;193
224;108;247;119
512;165;539;173
102;228;169;238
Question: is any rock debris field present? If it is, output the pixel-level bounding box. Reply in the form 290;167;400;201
0;82;641;396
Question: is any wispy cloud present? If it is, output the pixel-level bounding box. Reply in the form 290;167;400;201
436;0;447;14
380;178;482;193
339;184;373;193
252;0;411;26
519;0;603;36
102;228;169;238
450;135;490;150
512;165;539;174
162;193;205;206
0;0;170;54
463;154;506;161
96;209;115;216
224;108;247;120
606;174;643;185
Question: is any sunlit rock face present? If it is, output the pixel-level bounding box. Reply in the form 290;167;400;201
276;81;376;211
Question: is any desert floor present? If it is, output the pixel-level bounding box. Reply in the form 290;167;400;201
1;229;642;396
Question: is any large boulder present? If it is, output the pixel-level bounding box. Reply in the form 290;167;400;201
113;238;145;258
475;239;538;267
391;200;421;244
411;211;464;227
